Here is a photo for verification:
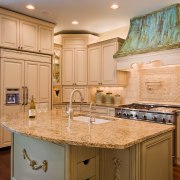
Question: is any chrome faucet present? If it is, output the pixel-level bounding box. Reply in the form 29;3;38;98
89;102;96;124
67;89;84;128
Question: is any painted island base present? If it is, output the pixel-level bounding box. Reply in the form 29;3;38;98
11;132;172;180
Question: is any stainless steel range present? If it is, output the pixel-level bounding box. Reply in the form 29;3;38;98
115;103;180;164
115;103;179;125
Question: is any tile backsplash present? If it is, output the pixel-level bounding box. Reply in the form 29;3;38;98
124;65;180;104
139;66;180;102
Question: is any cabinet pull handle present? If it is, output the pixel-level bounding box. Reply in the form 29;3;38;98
22;149;48;172
83;159;90;165
24;87;28;105
22;86;25;105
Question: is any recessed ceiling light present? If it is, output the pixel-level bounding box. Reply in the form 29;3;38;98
26;4;35;10
110;4;119;10
72;21;79;25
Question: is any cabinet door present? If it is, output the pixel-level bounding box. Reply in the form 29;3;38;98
0;126;11;148
75;48;87;85
1;58;24;105
0;15;19;48
101;42;117;84
74;87;87;102
20;21;38;51
62;86;74;102
25;61;51;109
38;26;53;54
25;61;39;104
62;48;74;85
177;118;180;165
39;63;51;107
88;46;101;85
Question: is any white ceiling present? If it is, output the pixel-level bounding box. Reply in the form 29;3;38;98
0;0;179;35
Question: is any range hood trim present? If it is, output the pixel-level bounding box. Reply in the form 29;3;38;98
115;48;180;71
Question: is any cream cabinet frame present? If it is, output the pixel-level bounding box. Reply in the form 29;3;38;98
0;49;52;148
0;8;54;54
62;48;87;86
88;38;127;86
61;35;88;86
62;86;87;103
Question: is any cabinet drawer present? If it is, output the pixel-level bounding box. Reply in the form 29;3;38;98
77;146;96;163
93;107;108;114
77;158;96;180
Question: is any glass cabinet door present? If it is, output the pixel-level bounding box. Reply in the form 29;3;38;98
53;44;61;84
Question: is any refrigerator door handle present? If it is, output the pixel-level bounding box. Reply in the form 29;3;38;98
25;86;28;105
22;86;25;105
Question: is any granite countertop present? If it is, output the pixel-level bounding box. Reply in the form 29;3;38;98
0;109;174;149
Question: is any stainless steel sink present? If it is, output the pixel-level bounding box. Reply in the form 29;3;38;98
73;116;111;124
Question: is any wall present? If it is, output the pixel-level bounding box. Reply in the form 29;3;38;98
54;25;129;45
98;25;129;42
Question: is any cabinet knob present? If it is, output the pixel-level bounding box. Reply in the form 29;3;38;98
39;50;41;52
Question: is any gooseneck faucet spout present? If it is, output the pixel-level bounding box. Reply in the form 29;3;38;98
67;89;84;128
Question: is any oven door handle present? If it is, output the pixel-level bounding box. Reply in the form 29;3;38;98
22;86;25;105
24;86;28;105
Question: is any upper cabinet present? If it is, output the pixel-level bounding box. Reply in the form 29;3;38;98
88;38;127;86
62;35;88;86
38;26;53;54
0;8;54;54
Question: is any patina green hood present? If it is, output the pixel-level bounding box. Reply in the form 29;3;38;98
114;3;180;58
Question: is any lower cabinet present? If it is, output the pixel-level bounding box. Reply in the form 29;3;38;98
12;131;172;180
62;86;87;102
81;105;115;117
0;126;11;148
12;133;99;180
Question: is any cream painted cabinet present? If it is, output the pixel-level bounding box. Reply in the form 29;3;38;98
0;15;19;48
0;10;54;54
0;49;52;148
20;21;38;51
12;133;99;180
62;86;87;102
25;61;51;105
62;48;87;85
88;45;101;85
38;26;53;54
88;38;126;86
176;115;180;165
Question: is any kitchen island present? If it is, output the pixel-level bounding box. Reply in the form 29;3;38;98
1;109;174;180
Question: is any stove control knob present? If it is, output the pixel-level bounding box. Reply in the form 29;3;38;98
161;117;166;123
130;114;134;117
152;116;157;121
135;114;138;118
168;120;172;124
117;112;121;116
123;113;127;117
143;115;147;119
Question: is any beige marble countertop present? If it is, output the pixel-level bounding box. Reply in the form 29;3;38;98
0;109;174;149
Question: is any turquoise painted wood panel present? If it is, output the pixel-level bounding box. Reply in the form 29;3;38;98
114;3;180;57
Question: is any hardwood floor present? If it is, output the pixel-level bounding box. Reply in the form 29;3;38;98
173;165;180;180
0;147;10;180
0;147;180;180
